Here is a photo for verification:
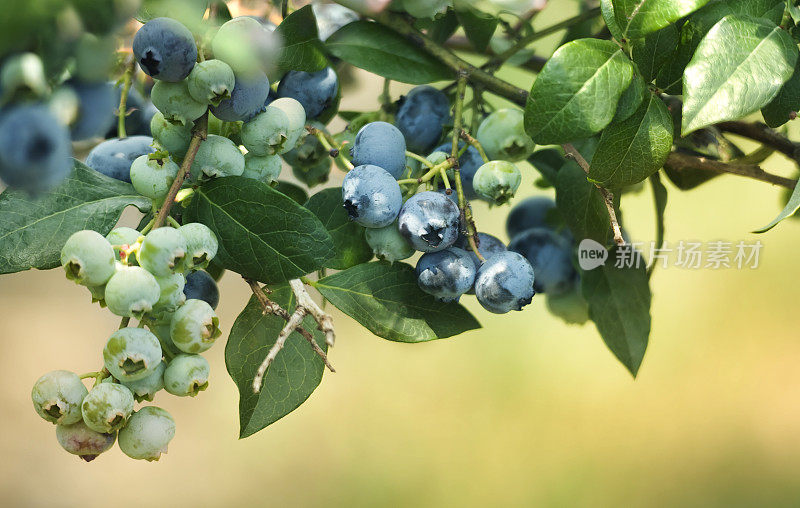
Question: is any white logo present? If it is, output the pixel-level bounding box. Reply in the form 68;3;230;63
578;239;608;270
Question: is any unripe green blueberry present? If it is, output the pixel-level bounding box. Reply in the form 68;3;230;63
426;150;449;166
0;52;48;100
103;327;163;382
242;153;282;184
241;107;290;156
476;108;535;162
365;223;414;262
150;80;207;126
130;154;180;205
170;299;221;353
87;284;106;306
282;122;327;169
270;98;306;152
151;111;192;158
291;158;331;187
60;230;116;287
104;266;160;318
163;354;210;397
118;406;175;461
81;383;134;433
151;273;186;316
211;16;278;78
189;134;245;180
137;227;188;277
186;59;235;106
147;321;181;358
106;227;141;248
55;420;116;462
178;223;218;270
472;160;522;205
31;370;88;425
122;361;166;402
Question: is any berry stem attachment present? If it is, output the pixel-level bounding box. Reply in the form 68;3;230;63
396;158;454;186
307;125;354;170
166;216;181;228
119;317;130;329
116;55;136;139
406;151;434;169
459;130;489;163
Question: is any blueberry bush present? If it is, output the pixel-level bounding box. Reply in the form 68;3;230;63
3;0;800;461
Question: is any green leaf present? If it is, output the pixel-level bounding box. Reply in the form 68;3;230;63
0;160;151;275
326;21;454;84
601;0;624;41
682;14;798;135
630;24;679;82
456;7;498;52
137;0;208;29
427;9;460;44
226;285;328;438
304;188;373;270
275;5;328;74
183;176;335;284
582;247;652;376
528;148;565;185
525;39;634;145
762;57;800;127
274;181;308;205
315;261;481;343
648;173;668;277
753;176;800;232
613;73;648;122
612;0;711;39
589;94;674;188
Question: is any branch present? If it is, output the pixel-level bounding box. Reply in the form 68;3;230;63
444;36;548;73
116;56;136;139
664;151;797;189
290;279;335;347
716;121;800;165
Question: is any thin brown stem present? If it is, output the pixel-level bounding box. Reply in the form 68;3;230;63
664;151;797;189
716;121;800;165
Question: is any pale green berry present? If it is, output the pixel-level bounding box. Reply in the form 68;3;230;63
270;98;306;152
186;59;235;106
81;383;135;433
189;134;245;180
106;227;140;248
211;16;278;78
241;107;290;156
103;327;163;382
365;223;414;262
147;321;181;358
151;273;186;316
56;420;116;462
87;284;106;306
130;154;180;205
151;111;192;158
118;406;175;461
476;108;535;162
472;160;522;205
0;52;47;100
170;299;221;353
178;223;218;270
426;150;449;166
31;370;88;425
122;362;166;402
163;354;210;397
150;80;207;126
104;266;160;318
60;230;116;287
242;153;282;184
137;227;188;277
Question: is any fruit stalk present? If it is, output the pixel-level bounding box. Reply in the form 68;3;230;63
116;56;136;139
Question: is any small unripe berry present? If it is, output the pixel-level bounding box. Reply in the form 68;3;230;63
104;266;161;318
81;383;135;433
170;299;221;353
60;230;116;287
31;370;88;425
163;354;210;397
56;420;116;462
103;327;163;382
137;227;188;277
118;406;175;461
178;223;218;270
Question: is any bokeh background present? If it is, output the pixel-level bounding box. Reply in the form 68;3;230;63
4;1;800;506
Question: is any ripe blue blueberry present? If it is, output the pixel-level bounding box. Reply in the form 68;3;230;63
472;160;522;205
81;383;135;433
104;266;161;318
416;247;476;302
434;142;483;199
69;81;116;141
364;223;414;262
242;153;282;184
211;17;279;78
350;121;407;179
133;17;197;82
395;86;450;153
138;227;188;277
122;361;166;402
0;105;71;194
474;251;535;314
341;164;403;228
118;406;175;461
86;136;155;183
150;111;192;158
103;327;163;382
55;420;116;462
163;354;210;397
277;67;339;122
130;154;180;205
31;370;88;425
183;270;220;310
187;59;236;106
170;299;221;353
508;227;577;296
178;223;218;270
506;196;557;239
151;80;207;126
476;108;535;162
60;230;117;287
455;232;507;267
210;72;270;122
398;191;460;252
189;134;245;180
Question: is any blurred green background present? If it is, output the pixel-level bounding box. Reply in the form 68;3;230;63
4;1;800;506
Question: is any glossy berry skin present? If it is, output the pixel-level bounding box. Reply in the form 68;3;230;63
292;158;331;187
31;370;88;425
118;406;175;461
69;81;116;141
122;362;166;403
130;154;180;204
60;230;116;287
133;17;197;82
434;142;483;200
242;153;282;184
81;383;134;434
170;299;221;354
151;80;207;126
103;327;163;382
189;134;245;181
138;227;188;277
395;86;450;153
416;247;476;302
86;136;155;183
455;232;507;267
178;223;218;270
509;228;577;296
56;421;116;462
164;354;210;397
342;164;403;228
398;191;460;252
277;67;339;122
104;266;161;318
474;251;535;314
476;108;535;162
210;72;270;122
350;121;407;179
364;223;414;262
211;17;278;78
152;273;186;316
506;196;557;239
0;105;71;194
187;59;235;106
472;160;522;205
151;111;192;158
183;270;220;310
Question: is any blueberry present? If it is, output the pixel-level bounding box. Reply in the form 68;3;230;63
107;227;141;262
178;223;218;270
277;67;339;122
81;383;134;434
31;370;88;425
211;17;279;78
187;59;236;106
0;105;71;194
138;227;188;277
164;354;210;397
170;299;221;353
474;251;535;314
240;97;305;155
183;270;220;310
133;17;197;82
0;52;47;100
270;98;307;152
86;136;155;183
243;153;282;184
416;247;476;302
472;160;521;205
313;3;359;40
508;227;577;296
104;266;161;318
292;158;332;187
210;71;270;122
103;327;163;382
434;141;483;199
60;230;117;287
398;190;460;252
476;108;535;162
152;273;187;317
69;81;116;141
151;111;193;158
55;421;116;462
189;134;245;180
350;121;407;179
282;122;328;169
118;406;175;461
151;80;208;126
364;222;414;262
506;196;557;239
455;232;507;266
121;361;166;403
396;86;450;153
341;164;403;228
130;154;180;205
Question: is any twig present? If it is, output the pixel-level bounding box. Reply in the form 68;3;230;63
716;121;800;165
116;56;136;139
459;130;489;163
290;279;335;347
307;125;353;170
253;308;306;393
664;151;796;189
